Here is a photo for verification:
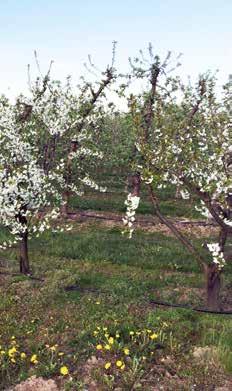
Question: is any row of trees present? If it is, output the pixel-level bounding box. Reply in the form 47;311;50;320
0;45;231;310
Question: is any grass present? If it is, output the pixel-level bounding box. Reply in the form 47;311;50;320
69;182;201;219
0;222;232;390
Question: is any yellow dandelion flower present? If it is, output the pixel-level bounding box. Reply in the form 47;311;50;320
11;358;16;363
93;331;98;336
8;347;17;357
121;363;125;370
146;329;152;334
104;344;111;350
0;350;5;355
30;354;38;364
123;348;130;355
108;337;114;345
96;344;103;350
60;366;69;375
150;333;158;340
20;352;26;359
116;360;123;367
104;362;111;370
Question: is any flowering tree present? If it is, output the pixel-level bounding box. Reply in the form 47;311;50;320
0;89;65;274
0;51;116;274
60;56;116;215
124;46;232;310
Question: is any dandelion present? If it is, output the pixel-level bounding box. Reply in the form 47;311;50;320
60;366;69;375
121;363;125;370
108;337;114;345
30;354;38;364
116;360;123;367
150;333;158;340
104;344;111;350
8;347;17;357
20;352;26;359
96;344;103;350
105;362;111;370
123;348;130;355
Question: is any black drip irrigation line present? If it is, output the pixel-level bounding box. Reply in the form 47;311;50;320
150;299;232;315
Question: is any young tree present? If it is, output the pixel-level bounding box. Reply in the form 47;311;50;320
123;46;232;310
0;49;116;274
0;89;66;274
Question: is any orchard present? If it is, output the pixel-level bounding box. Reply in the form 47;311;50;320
0;46;231;390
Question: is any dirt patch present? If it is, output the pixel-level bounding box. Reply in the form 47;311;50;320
8;376;59;391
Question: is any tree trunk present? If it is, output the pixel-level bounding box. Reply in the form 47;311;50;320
205;264;221;311
175;184;182;199
129;172;141;197
61;140;78;216
61;190;70;216
19;232;30;274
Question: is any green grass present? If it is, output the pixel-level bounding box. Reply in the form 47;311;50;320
0;223;232;389
69;188;201;219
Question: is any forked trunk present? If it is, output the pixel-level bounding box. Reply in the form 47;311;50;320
19;231;30;275
205;264;221;311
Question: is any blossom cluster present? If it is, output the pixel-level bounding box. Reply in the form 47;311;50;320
207;243;226;269
122;193;140;238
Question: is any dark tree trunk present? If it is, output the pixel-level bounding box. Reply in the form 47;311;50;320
129;171;141;197
19;232;30;274
61;140;78;216
205;264;221;311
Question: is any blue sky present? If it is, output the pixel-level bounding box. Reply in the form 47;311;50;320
0;0;231;98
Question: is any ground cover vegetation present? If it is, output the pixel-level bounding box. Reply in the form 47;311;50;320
0;45;231;389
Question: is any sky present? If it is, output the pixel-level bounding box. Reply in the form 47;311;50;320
0;0;231;100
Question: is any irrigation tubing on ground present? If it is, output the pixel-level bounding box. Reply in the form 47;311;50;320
150;299;232;315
